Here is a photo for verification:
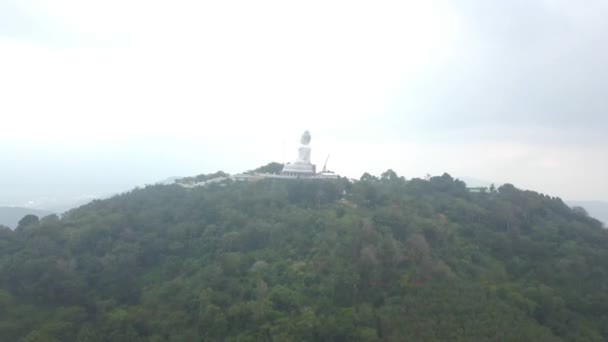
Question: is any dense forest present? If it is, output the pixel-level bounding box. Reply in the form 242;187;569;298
1;169;607;341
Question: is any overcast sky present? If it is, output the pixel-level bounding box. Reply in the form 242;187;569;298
1;0;607;208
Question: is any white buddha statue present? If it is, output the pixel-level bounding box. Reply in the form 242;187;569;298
296;130;312;164
282;130;316;176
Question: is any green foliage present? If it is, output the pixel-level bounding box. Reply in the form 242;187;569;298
247;162;284;175
0;172;607;340
16;214;39;230
176;171;229;185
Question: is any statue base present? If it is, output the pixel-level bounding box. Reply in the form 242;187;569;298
281;162;316;177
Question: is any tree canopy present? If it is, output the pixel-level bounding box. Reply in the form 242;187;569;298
0;171;607;341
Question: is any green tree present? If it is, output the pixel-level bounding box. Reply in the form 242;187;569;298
17;214;39;230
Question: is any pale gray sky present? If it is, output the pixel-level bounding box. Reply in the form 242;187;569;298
1;0;607;209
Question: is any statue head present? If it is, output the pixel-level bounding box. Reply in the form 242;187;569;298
300;130;311;145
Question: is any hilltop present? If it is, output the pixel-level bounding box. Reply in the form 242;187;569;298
1;170;607;341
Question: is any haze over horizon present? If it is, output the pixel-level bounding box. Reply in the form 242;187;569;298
2;0;607;208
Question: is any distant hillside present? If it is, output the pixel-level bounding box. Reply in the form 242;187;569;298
567;200;608;225
1;171;608;340
0;207;53;229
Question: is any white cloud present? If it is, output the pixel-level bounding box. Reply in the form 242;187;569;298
1;1;461;142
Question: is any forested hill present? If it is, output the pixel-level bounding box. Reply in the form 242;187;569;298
1;172;608;341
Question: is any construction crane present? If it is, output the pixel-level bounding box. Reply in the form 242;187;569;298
322;154;330;173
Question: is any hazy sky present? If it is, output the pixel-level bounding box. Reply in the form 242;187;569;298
1;0;607;208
